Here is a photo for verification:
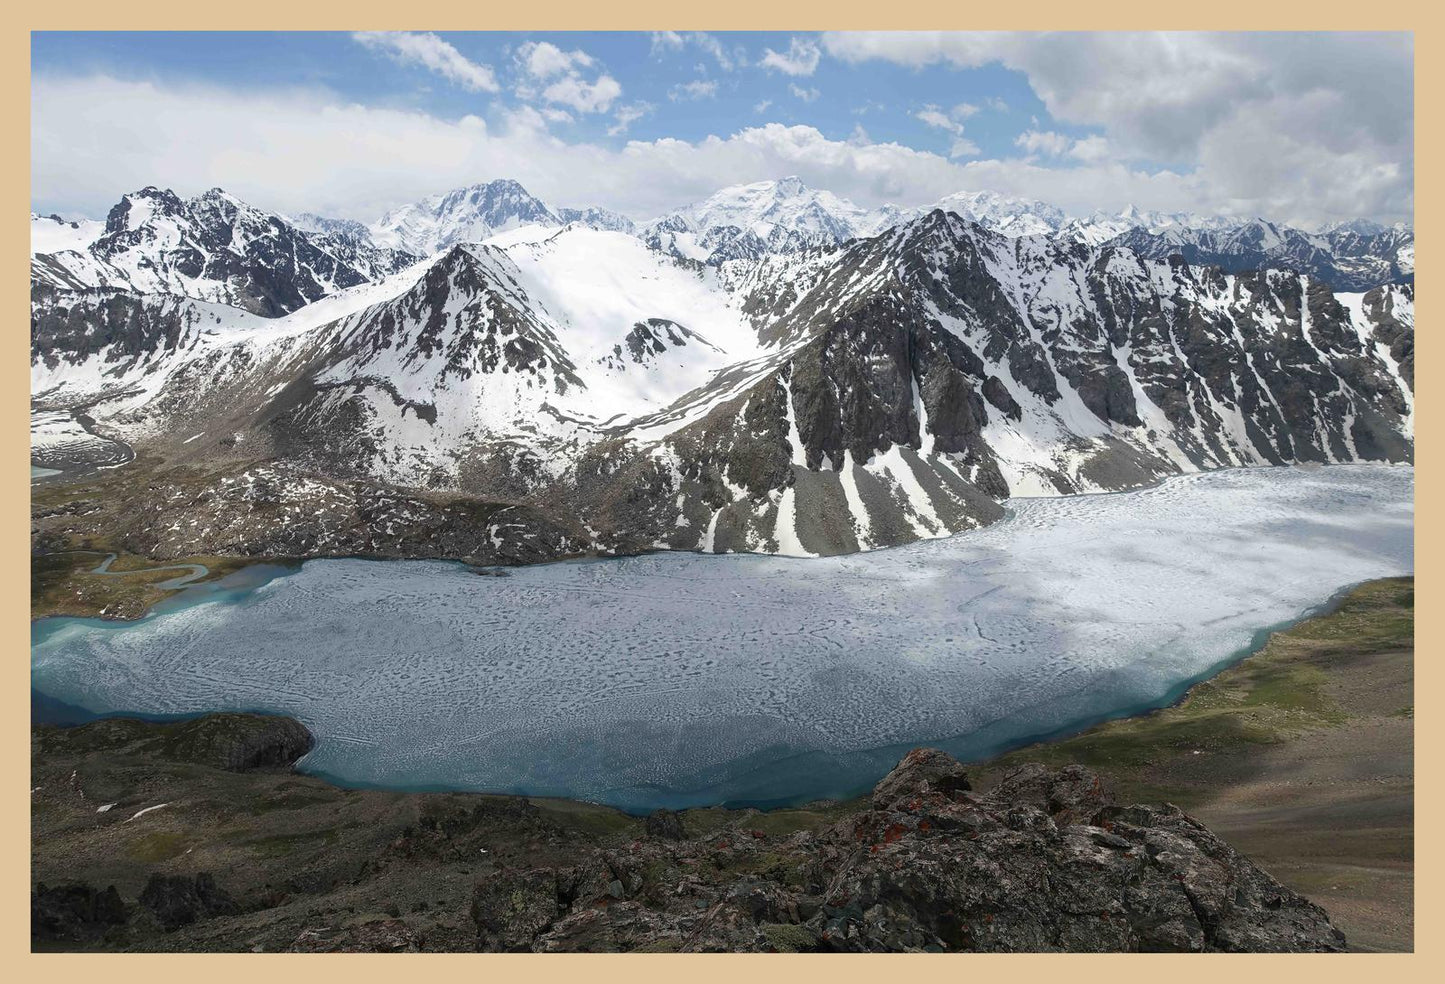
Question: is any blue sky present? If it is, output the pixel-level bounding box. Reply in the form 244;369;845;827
30;31;1413;228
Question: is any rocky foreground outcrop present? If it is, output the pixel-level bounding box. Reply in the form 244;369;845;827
470;748;1344;952
31;715;1346;953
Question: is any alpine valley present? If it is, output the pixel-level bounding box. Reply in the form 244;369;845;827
30;177;1415;565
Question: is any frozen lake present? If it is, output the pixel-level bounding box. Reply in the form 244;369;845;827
32;464;1413;812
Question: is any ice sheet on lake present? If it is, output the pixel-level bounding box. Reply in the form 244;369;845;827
31;464;1413;812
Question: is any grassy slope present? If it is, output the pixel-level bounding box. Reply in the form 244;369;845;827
970;577;1414;951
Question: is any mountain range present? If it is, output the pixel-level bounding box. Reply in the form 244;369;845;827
31;177;1414;564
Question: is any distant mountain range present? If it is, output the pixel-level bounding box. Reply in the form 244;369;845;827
34;176;1413;293
31;177;1413;563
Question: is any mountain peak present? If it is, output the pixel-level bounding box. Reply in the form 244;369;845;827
773;175;808;197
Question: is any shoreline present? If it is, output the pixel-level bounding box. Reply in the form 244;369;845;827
32;571;1411;814
30;576;1412;952
967;576;1414;951
30;458;1414;625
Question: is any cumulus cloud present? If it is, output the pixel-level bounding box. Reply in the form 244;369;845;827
517;40;593;80
761;37;822;77
351;31;499;93
949;138;981;159
1068;135;1110;163
29;63;1410;228
510;40;619;115
540;73;621;114
1014;129;1073;157
26;74;1009;220
916;104;980;158
822;30;1414;224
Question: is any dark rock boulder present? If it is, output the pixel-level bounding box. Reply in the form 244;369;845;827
138;873;239;931
472;868;564;951
31;881;127;944
984;762;1113;826
645;808;686;840
871;746;972;810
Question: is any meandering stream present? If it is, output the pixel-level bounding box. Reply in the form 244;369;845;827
32;464;1413;813
49;550;212;590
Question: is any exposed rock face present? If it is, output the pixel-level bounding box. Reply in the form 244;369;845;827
465;749;1345;953
31;186;417;316
28;714;1353;954
156;713;315;772
645;809;687;840
32;712;314;771
139;873;239;931
32;882;128;944
870;746;972;809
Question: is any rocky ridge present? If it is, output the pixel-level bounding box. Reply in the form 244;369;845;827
30;718;1347;953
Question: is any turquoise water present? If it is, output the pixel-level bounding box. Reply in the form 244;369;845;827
32;464;1414;813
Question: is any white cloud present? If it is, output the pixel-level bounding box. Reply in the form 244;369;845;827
29;70;1411;229
822;31;1413;224
1014;129;1073;157
28;74;1005;221
651;31;739;71
949;138;981;159
917;104;978;157
607;101;653;137
1068;135;1110;163
790;85;820;103
754;99;773;114
669;79;718;102
351;32;499;93
513;40;618;116
517;41;593;80
541;73;622;114
916;106;964;136
761;37;822;77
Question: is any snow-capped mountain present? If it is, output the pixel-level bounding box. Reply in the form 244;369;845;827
1107;218;1414;293
642;176;887;265
369;179;644;255
286;212;373;241
1324;222;1415;282
924;190;1067;237
1056;205;1249;246
556;205;636;235
30;187;418;316
370;179;561;256
30;212;105;255
32;196;1413;565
